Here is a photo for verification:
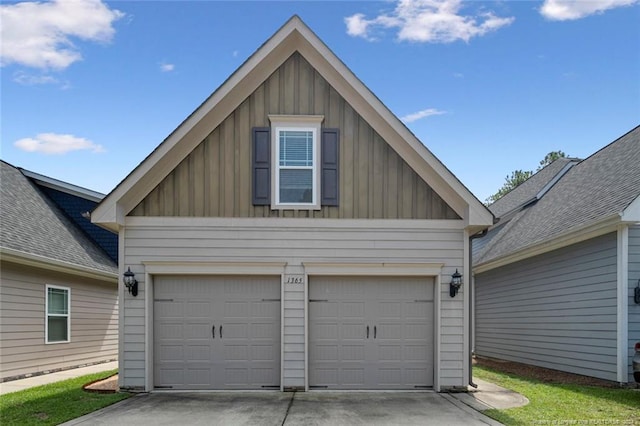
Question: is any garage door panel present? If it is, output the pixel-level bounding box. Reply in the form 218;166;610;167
185;344;210;361
309;276;434;390
154;275;280;390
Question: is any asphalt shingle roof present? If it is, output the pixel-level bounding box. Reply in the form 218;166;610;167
0;161;117;275
476;126;640;266
488;157;577;219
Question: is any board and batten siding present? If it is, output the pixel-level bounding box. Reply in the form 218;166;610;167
129;52;459;221
629;225;640;383
475;232;618;381
0;262;118;381
121;217;465;390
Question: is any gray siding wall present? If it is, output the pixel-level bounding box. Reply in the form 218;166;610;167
629;225;640;383
122;217;466;390
475;232;618;381
0;261;118;381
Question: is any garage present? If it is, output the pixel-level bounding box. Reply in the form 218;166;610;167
309;276;434;390
153;275;281;390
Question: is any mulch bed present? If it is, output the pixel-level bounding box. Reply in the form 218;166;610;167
474;356;622;388
83;374;119;393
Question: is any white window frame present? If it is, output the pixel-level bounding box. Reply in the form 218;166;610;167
45;284;70;344
269;115;323;210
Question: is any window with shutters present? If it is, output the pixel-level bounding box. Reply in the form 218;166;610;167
46;285;70;344
252;115;338;209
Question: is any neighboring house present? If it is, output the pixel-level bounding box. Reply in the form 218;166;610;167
92;16;493;392
0;161;118;381
473;126;640;384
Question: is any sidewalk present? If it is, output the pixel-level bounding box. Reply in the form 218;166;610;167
0;361;118;396
451;378;529;411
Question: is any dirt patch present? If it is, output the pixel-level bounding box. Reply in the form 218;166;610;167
84;374;119;393
474;356;620;388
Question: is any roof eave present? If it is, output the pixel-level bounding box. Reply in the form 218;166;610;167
474;213;622;274
0;246;118;282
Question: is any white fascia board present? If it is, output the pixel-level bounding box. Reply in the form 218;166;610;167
20;169;105;202
621;194;640;222
474;214;622;274
0;247;118;282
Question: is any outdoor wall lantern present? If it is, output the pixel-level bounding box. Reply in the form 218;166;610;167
123;267;138;297
449;269;462;298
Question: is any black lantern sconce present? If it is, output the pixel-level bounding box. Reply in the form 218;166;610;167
123;267;138;297
449;269;462;298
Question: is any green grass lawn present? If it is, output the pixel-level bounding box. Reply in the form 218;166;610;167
0;370;130;426
474;366;640;425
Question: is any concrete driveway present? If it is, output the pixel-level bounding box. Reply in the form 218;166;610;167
63;392;501;426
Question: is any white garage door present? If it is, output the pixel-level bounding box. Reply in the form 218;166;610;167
309;276;434;390
154;276;280;390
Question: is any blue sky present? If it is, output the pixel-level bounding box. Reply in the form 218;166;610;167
1;0;639;203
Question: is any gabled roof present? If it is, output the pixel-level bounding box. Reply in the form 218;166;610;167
92;15;493;232
0;161;117;279
475;125;640;271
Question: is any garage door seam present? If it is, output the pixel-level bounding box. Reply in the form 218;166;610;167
280;390;296;426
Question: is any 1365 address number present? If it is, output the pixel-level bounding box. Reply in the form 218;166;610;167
285;275;304;284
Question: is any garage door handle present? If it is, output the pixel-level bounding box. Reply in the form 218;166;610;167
374;326;377;339
366;326;369;339
220;325;223;338
212;325;215;339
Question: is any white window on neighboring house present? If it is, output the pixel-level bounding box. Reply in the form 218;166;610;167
269;115;323;210
46;285;70;343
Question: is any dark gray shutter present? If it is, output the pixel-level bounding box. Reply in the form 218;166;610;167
321;128;339;206
252;127;271;205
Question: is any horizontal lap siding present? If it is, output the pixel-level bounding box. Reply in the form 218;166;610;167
475;233;618;381
129;52;458;221
0;262;118;381
123;219;465;388
629;225;640;383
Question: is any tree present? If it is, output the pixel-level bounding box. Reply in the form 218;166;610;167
538;150;566;170
485;151;567;205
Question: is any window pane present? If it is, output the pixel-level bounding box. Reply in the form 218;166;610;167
279;130;313;167
48;288;68;315
280;169;312;203
48;317;68;342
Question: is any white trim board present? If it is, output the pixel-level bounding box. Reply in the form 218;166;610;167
617;225;629;383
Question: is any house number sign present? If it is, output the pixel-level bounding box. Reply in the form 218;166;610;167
285;275;304;284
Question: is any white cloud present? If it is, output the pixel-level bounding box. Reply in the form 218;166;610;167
14;133;105;155
453;72;464;78
232;50;239;58
0;0;124;70
540;0;638;20
13;71;59;85
160;62;175;72
345;13;372;38
401;108;447;123
344;0;514;43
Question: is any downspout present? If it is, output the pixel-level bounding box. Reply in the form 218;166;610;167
469;228;488;388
